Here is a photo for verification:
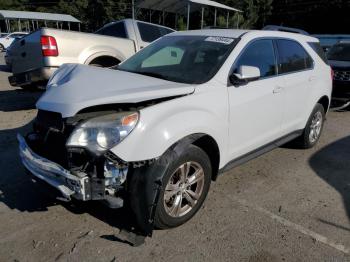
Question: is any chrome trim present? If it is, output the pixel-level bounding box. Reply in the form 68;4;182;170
17;134;90;201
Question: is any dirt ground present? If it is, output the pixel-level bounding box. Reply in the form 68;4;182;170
0;53;349;262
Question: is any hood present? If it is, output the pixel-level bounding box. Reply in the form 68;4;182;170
37;64;195;118
329;60;350;68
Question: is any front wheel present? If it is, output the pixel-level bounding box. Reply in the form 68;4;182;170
154;145;212;229
295;103;325;149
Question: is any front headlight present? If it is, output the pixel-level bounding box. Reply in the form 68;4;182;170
66;112;139;154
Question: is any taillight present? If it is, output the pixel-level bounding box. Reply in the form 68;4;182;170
331;68;334;80
41;35;58;57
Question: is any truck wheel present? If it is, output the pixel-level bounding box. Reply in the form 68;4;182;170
294;103;325;149
154;145;211;229
20;84;38;91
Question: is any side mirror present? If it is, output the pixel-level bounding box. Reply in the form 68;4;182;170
229;65;261;86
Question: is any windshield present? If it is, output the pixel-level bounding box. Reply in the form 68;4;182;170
327;43;350;61
117;35;237;84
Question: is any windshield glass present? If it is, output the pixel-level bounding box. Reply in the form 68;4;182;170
327;43;350;61
117;35;237;84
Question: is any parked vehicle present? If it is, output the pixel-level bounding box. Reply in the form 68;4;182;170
4;38;21;69
327;41;350;99
0;32;28;52
313;35;350;52
18;29;332;238
9;19;174;89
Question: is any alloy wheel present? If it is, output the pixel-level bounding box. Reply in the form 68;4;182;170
309;111;323;144
163;161;205;218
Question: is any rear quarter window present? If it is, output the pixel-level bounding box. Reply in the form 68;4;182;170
308;42;329;64
276;39;314;74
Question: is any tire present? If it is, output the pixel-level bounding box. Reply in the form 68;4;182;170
20;84;38;91
294;103;325;149
154;144;212;229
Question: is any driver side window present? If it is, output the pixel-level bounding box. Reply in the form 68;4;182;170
234;39;277;78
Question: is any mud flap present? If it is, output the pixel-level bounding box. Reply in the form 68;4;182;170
127;134;205;237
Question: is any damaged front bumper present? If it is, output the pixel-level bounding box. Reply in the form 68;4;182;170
17;134;90;201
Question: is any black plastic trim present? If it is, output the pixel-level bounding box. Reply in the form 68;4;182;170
219;130;303;174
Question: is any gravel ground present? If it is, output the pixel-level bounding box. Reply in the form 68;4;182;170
0;53;349;262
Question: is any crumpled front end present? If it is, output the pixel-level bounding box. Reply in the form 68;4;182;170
18;134;89;201
17;109;129;208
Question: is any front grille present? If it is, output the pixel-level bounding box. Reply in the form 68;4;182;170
334;70;350;81
32;110;70;167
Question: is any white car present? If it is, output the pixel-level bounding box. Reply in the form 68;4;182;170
0;32;28;51
18;29;332;237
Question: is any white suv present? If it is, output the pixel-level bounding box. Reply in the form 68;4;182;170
18;29;332;236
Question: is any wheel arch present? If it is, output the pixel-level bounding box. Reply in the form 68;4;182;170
317;95;330;113
88;55;121;67
168;133;221;181
83;50;125;66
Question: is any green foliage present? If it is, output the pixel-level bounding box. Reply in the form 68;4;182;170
217;0;273;29
0;0;27;10
177;17;186;31
216;15;226;27
242;0;273;28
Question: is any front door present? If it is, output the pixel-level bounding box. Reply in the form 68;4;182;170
228;39;285;160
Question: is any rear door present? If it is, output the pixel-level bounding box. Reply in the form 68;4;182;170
275;39;315;134
11;30;44;74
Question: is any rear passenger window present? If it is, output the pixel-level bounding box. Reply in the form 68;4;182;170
137;22;173;43
234;39;277;78
276;39;313;74
308;42;329;64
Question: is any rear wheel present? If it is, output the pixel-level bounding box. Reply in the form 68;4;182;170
294;103;325;149
154;145;211;229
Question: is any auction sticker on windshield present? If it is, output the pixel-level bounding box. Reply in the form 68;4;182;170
205;36;235;45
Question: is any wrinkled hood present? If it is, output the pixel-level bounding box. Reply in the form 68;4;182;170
37;64;195;118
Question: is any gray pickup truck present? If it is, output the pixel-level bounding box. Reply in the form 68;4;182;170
8;19;174;89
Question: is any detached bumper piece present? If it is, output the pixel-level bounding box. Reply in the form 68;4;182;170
17;134;90;201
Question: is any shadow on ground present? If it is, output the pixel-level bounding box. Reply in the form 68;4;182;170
0;64;11;73
309;135;350;231
0;89;42;112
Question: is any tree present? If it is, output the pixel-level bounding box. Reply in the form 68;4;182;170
241;0;273;29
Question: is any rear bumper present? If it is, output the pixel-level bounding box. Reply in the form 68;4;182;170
17;134;90;201
9;67;57;87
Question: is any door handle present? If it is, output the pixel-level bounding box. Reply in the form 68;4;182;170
273;86;283;94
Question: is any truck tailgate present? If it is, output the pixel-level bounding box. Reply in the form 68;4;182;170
11;30;44;75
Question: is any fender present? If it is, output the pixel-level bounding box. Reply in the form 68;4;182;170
128;134;205;236
110;89;229;168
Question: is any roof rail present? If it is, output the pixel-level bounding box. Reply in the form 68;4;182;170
262;25;309;36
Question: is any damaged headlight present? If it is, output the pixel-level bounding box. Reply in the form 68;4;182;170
66;112;139;154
